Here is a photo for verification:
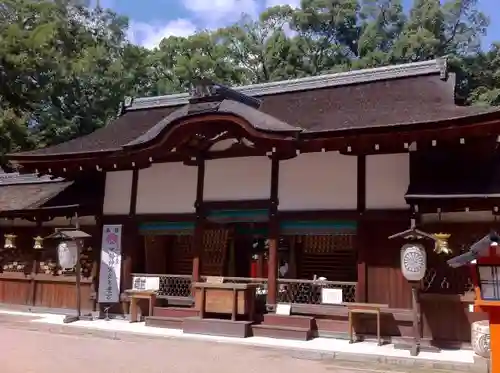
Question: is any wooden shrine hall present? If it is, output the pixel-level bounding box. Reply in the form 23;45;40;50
6;58;500;348
0;171;103;310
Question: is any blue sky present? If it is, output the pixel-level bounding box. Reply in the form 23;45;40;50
92;0;499;50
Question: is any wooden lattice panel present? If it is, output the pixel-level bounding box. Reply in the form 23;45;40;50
170;236;194;275
201;229;229;276
298;234;356;282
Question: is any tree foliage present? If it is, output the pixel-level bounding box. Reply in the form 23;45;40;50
0;0;498;159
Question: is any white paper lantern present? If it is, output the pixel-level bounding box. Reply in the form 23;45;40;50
57;241;78;269
401;243;427;282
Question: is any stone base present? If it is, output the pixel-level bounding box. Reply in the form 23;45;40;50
471;320;490;358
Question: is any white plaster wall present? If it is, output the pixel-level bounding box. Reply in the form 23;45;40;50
366;154;410;209
136;163;197;214
204;157;272;201
278;152;357;211
103;171;133;215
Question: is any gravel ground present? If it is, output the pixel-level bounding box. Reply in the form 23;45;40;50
0;313;473;373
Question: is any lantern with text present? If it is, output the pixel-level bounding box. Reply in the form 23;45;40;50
57;241;78;270
447;233;500;371
45;228;92;324
389;225;438;357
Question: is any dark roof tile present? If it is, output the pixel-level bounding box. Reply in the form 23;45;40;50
0;181;73;211
10;64;500;158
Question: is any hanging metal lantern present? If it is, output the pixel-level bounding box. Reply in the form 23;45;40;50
57;241;78;269
33;236;44;250
3;234;17;249
433;233;452;255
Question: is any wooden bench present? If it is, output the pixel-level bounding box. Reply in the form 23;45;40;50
346;302;389;346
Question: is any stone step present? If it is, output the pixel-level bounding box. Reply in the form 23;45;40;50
183;317;253;338
153;307;199;318
145;316;183;329
263;314;314;329
251;324;312;341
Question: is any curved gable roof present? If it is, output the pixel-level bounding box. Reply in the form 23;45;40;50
9;58;500;159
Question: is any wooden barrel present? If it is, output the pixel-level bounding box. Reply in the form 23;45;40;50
471;320;490;358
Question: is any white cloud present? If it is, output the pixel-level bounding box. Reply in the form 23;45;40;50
182;0;259;27
128;19;197;49
90;0;116;8
124;0;303;48
265;0;301;7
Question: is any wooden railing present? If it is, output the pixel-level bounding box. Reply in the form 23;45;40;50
131;273;356;304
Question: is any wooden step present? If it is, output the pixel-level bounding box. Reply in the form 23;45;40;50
251;324;312;341
183;317;253;338
145;316;183;329
263;314;314;329
153;307;199;318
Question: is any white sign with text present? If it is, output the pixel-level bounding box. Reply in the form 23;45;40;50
97;225;122;303
321;288;343;305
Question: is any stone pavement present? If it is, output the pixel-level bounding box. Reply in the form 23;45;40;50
0;314;482;373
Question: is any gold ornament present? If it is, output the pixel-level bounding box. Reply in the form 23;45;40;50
33;236;44;250
3;234;17;249
433;233;451;255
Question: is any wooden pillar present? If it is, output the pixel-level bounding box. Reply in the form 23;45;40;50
119;168;139;313
267;155;280;310
192;157;205;283
356;155;367;302
28;219;42;306
91;215;103;311
489;310;500;373
122;168;139;291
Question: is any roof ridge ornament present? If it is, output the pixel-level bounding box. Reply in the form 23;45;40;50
435;57;448;80
189;78;262;109
124;96;133;107
117;96;134;117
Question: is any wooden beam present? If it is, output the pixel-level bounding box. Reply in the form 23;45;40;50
356;155;367;303
129;168;139;217
192;157;206;284
267;155;280;310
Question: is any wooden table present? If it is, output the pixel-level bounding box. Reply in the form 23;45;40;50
192;282;258;321
125;289;157;323
346;302;389;346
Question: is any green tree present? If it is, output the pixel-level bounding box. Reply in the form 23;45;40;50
459;43;500;106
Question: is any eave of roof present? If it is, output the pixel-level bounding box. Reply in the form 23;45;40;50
0;180;74;212
125;59;447;111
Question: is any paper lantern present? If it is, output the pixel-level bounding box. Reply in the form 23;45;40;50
57;241;78;269
401;243;427;282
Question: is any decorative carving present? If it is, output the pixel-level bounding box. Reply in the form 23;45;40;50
471;320;490;358
401;243;427;282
